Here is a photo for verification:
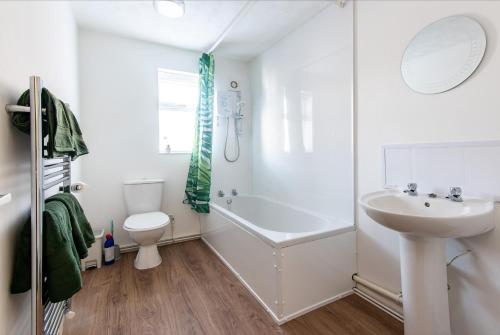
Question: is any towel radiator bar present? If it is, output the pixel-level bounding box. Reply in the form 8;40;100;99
5;104;45;113
44;169;70;181
6;76;73;335
43;300;70;335
44;161;70;170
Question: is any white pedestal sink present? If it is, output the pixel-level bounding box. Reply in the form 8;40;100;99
360;190;495;335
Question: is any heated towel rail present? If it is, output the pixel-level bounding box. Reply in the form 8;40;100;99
6;76;72;335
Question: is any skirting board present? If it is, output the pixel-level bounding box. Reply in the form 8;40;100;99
201;236;352;325
120;234;201;253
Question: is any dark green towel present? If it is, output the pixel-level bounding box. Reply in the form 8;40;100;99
11;88;89;160
11;195;94;302
46;193;95;259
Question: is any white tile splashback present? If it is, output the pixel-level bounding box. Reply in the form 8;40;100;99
383;141;500;201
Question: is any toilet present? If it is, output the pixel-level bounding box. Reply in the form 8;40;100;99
123;179;170;270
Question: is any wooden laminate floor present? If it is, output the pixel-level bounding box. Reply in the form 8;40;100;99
64;240;403;335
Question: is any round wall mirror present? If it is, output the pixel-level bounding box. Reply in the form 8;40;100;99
401;15;486;94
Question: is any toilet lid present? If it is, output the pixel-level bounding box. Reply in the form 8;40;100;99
124;212;170;231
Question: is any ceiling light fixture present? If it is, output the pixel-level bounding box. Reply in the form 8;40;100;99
153;0;185;18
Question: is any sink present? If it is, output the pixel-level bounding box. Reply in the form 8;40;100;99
360;190;495;335
360;190;495;238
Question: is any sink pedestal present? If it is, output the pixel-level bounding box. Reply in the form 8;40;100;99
399;235;451;335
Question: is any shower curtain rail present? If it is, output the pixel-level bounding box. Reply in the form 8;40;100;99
206;0;255;54
5;76;72;335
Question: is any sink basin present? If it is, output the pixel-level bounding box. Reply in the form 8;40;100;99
360;190;495;238
359;189;495;335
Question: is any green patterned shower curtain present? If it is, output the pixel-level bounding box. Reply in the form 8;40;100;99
184;53;214;213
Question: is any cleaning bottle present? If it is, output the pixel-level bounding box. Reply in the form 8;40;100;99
110;220;121;260
104;233;115;265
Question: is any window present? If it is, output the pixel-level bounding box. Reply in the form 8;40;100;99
158;68;199;153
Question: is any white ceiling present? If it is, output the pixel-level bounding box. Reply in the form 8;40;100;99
70;0;332;60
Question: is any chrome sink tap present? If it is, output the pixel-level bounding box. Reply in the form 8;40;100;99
447;187;463;202
404;183;418;196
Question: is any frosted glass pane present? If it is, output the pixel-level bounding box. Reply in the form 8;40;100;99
158;69;199;153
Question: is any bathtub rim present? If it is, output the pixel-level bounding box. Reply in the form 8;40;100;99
208;194;355;248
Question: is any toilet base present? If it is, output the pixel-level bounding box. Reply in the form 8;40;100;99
134;244;162;270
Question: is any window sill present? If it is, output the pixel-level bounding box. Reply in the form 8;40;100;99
158;151;192;155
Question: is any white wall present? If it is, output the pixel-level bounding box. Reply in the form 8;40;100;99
210;56;253;198
356;1;500;334
79;30;252;247
0;1;79;334
250;3;353;224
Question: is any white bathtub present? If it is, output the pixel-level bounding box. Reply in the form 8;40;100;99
200;195;356;324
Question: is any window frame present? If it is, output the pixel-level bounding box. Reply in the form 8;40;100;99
157;67;199;155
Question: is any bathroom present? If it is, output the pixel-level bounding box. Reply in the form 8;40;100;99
1;0;500;334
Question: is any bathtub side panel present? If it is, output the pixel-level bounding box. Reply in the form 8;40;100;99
281;231;356;320
200;211;279;318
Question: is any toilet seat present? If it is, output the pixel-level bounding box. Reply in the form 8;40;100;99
123;211;170;232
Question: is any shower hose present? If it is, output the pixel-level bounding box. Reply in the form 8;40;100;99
224;115;240;162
